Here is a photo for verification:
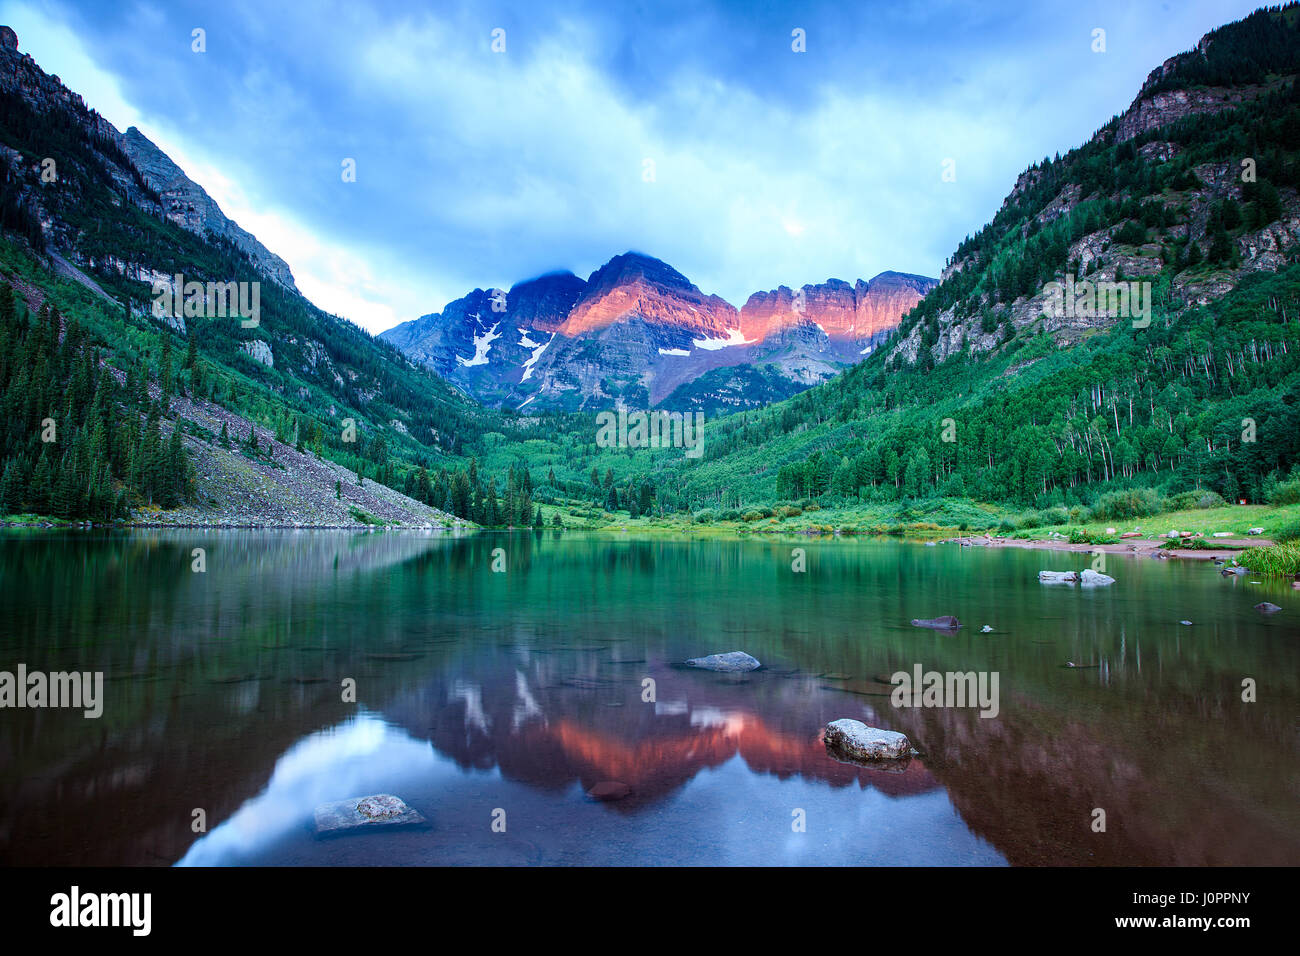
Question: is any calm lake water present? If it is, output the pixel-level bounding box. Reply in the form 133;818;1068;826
1;530;1297;866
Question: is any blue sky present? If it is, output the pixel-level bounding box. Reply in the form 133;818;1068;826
0;0;1266;333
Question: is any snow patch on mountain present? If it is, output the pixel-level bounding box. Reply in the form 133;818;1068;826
458;321;501;367
521;332;555;381
692;328;752;351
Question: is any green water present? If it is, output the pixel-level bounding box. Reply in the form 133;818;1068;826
0;530;1296;866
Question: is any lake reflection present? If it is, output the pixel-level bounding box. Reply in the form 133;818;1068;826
1;530;1297;866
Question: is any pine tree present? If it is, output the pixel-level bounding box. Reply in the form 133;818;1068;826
0;459;21;514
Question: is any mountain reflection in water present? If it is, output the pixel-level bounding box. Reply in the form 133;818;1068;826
1;530;1296;866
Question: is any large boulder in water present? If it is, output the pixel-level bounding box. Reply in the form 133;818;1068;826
823;719;911;762
911;615;960;630
685;651;761;672
1080;569;1116;586
1254;602;1282;614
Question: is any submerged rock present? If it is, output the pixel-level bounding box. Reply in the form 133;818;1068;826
1254;602;1282;614
586;781;632;801
685;651;761;672
910;615;960;630
1080;569;1116;586
823;719;911;762
1039;570;1079;583
981;625;994;633
313;794;426;836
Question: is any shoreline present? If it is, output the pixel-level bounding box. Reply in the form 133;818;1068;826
940;535;1270;561
0;518;1273;559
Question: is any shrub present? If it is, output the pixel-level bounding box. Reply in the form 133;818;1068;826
1016;511;1041;530
694;509;716;524
1039;506;1070;526
998;518;1017;533
1165;489;1227;512
1068;527;1119;545
1090;488;1163;521
1267;478;1300;506
741;510;762;522
1268;518;1300;543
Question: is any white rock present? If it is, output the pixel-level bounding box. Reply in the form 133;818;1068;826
823;719;911;762
1039;570;1079;583
1080;569;1116;586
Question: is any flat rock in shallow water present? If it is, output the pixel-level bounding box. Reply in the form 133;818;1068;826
911;615;960;630
685;651;760;672
823;719;911;763
1039;570;1078;583
313;794;426;836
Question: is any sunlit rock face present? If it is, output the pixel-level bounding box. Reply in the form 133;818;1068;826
739;272;934;345
380;254;935;413
561;252;737;338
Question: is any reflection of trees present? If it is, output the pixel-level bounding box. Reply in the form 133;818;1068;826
3;532;1296;867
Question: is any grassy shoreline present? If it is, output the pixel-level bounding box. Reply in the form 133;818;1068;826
6;500;1299;574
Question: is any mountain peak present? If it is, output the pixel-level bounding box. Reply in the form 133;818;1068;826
585;251;695;292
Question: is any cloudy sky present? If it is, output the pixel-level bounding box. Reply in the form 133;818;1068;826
0;0;1265;333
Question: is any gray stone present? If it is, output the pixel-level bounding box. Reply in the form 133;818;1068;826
313;794;426;835
240;339;274;367
685;651;760;672
1039;570;1079;583
911;615;960;629
1254;602;1282;614
823;719;911;762
1080;569;1116;586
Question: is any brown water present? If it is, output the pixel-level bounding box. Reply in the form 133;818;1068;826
0;530;1296;866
